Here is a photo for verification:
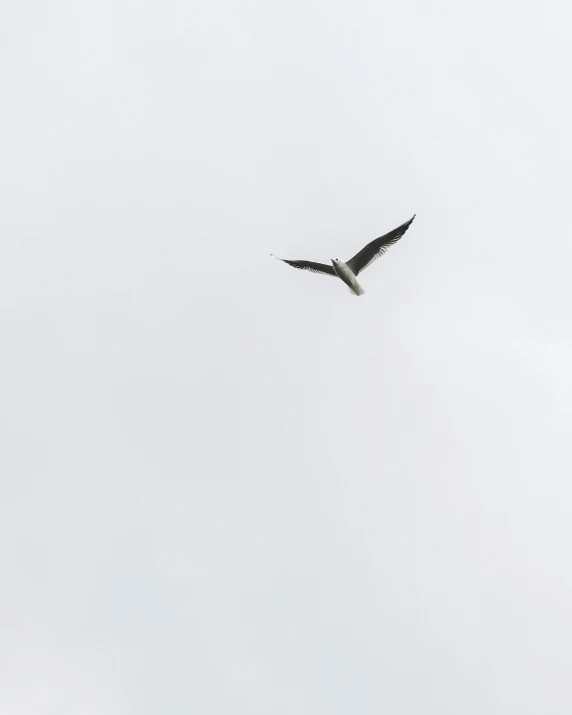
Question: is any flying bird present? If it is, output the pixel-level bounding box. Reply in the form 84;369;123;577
271;215;415;296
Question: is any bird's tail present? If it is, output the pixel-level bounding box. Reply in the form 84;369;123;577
349;282;365;296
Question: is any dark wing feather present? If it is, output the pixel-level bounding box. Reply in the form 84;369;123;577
346;215;416;275
270;255;335;277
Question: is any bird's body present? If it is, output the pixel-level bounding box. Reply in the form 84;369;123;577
271;215;415;296
332;260;365;296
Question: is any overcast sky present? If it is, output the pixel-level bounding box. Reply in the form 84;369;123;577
2;1;572;713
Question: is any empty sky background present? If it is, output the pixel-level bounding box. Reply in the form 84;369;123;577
2;1;572;713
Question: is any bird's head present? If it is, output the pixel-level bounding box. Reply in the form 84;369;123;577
331;258;339;264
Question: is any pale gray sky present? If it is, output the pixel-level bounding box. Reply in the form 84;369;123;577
2;1;572;713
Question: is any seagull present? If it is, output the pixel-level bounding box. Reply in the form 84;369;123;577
271;215;415;296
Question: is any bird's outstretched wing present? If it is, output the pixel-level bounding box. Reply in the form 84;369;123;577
346;215;416;275
270;255;336;277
